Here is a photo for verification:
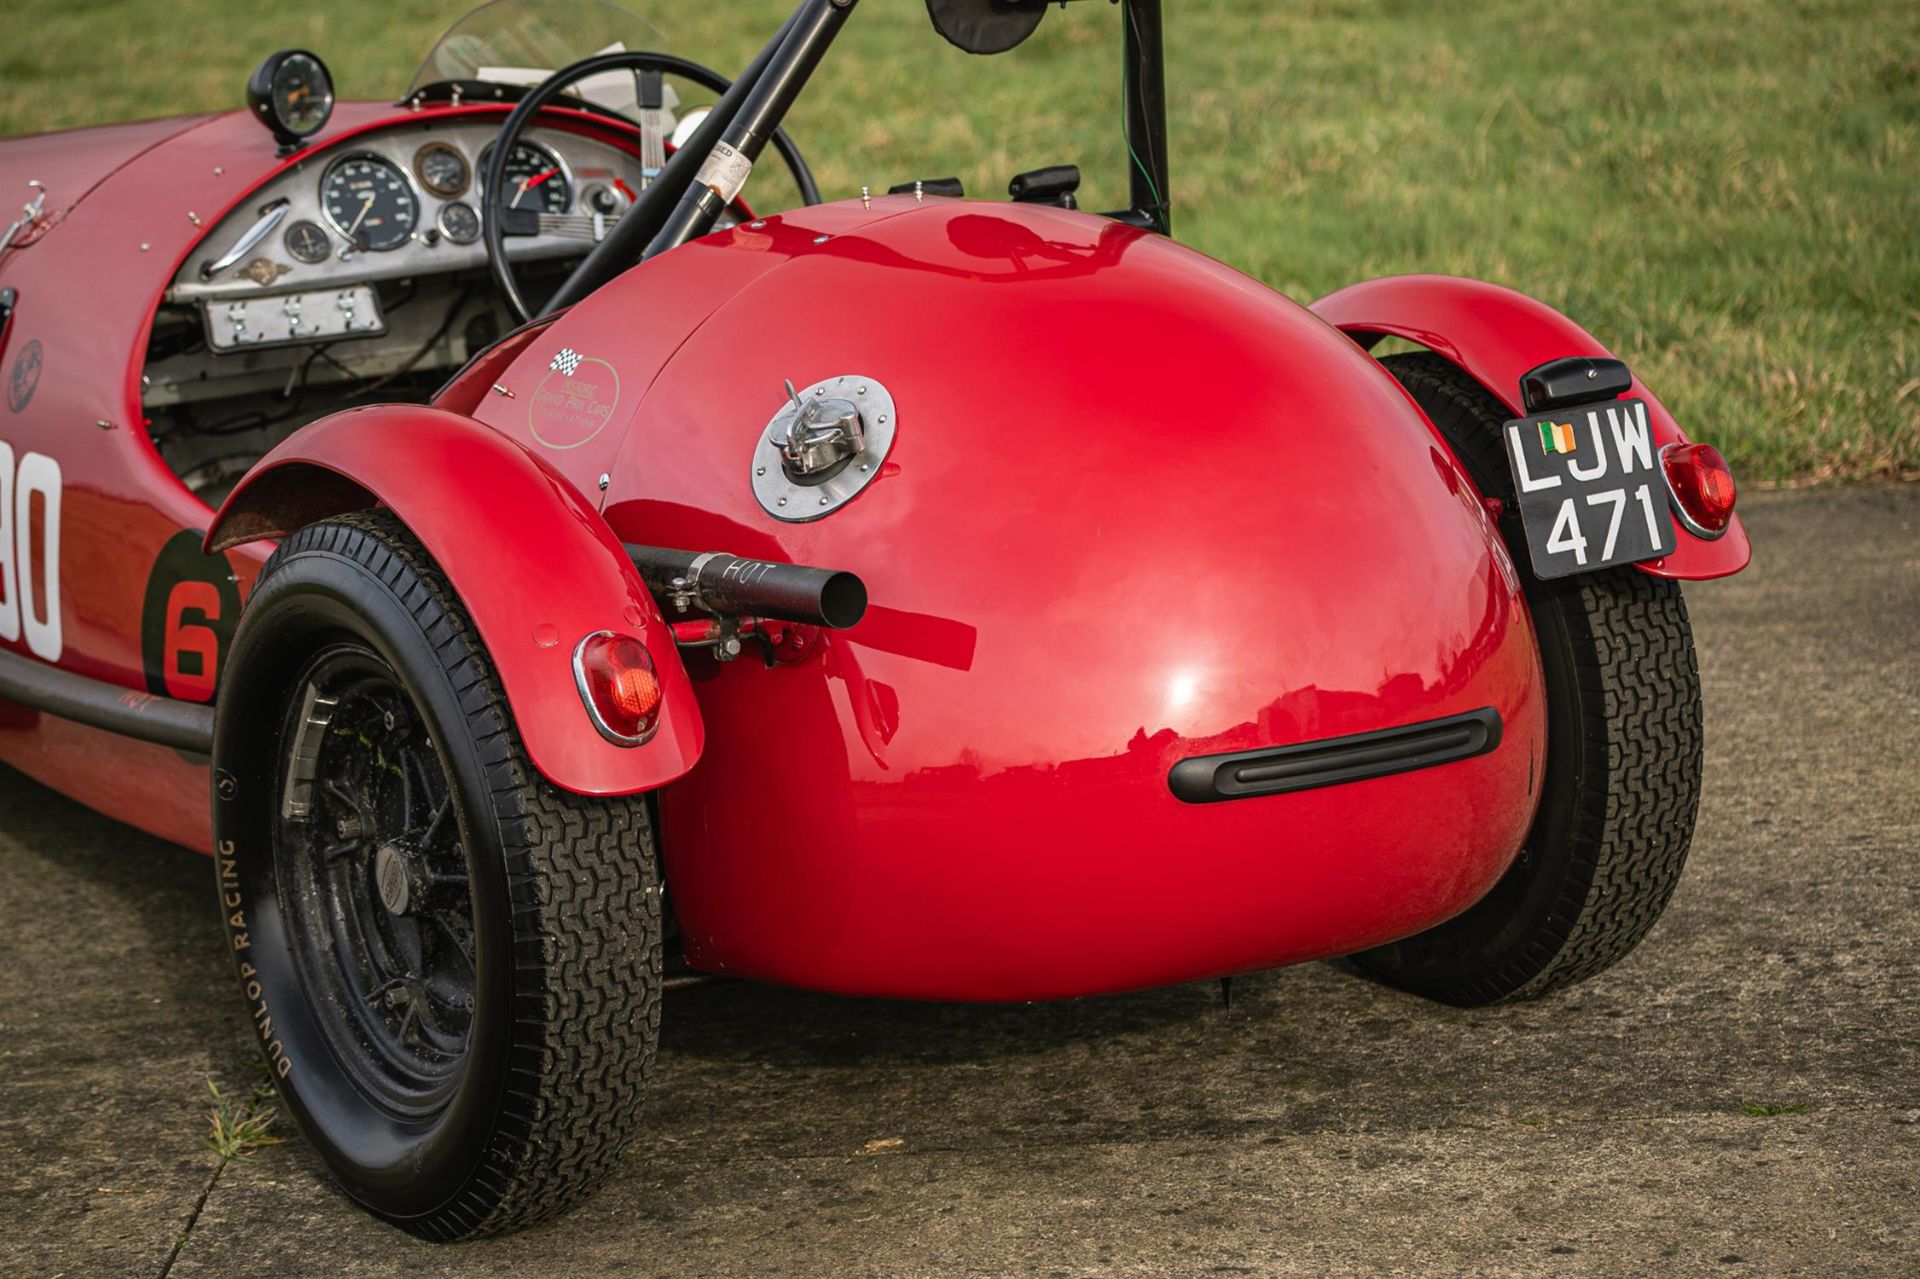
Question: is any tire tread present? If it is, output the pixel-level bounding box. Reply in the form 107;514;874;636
1360;353;1702;1004
258;510;659;1239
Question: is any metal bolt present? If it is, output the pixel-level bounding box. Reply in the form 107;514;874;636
382;710;396;732
877;414;888;424
336;816;362;840
464;995;475;1012
860;185;871;210
777;497;788;507
491;383;514;398
1586;368;1598;379
812;235;829;245
819;496;829;506
749;220;765;229
859;463;869;472
138;242;150;252
857;385;868;395
94;419;114;431
187;211;201;226
755;466;766;476
213;165;224;176
598;473;610;490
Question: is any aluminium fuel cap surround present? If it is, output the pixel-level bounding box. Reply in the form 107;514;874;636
751;374;897;522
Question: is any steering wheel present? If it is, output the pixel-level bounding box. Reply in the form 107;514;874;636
482;51;821;324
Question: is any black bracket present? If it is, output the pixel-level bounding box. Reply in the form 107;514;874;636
1519;356;1633;414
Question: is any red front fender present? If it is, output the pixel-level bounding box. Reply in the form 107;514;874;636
1311;274;1750;581
205;405;703;796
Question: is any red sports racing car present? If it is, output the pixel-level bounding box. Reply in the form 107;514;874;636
0;0;1750;1240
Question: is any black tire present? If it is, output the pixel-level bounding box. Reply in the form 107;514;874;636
1351;352;1703;1006
211;510;660;1240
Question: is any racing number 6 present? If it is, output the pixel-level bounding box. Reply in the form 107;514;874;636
0;441;64;661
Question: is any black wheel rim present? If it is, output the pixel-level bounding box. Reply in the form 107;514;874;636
273;643;476;1117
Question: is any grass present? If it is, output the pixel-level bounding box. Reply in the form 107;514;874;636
201;1076;284;1161
2;0;1914;483
1736;1100;1811;1117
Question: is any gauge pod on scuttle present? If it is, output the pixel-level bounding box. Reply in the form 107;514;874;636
247;50;335;155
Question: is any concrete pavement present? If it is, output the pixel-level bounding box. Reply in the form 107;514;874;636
2;485;1915;1277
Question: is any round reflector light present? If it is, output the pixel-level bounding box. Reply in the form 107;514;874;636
573;631;663;745
1660;442;1737;539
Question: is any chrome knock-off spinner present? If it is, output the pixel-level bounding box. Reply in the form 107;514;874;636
751;375;896;523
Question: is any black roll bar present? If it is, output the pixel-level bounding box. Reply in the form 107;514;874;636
1122;0;1169;234
540;5;807;315
642;0;858;263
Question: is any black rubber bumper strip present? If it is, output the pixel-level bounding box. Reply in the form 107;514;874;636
0;645;214;754
1167;707;1502;804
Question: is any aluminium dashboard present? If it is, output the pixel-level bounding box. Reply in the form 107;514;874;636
165;119;644;347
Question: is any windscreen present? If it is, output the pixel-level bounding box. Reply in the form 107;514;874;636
404;0;1132;217
404;0;669;101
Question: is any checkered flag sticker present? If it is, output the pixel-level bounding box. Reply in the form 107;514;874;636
550;347;583;375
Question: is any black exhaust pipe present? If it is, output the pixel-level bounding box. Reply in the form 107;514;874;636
624;546;867;630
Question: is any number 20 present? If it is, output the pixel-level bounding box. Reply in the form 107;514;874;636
0;441;63;661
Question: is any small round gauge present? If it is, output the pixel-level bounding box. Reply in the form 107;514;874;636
581;183;629;217
480;141;572;215
438;201;480;245
283;219;331;264
321;154;420;252
414;142;470;198
247;50;333;148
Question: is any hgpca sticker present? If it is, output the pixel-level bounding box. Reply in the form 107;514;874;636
0;438;62;660
7;339;42;413
529;348;622;451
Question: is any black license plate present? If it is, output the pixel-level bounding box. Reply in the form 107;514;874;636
1501;397;1675;580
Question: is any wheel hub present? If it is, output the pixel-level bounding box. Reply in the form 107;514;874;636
271;645;477;1116
374;843;411;916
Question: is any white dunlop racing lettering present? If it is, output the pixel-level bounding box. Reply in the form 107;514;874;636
218;840;291;1077
0;439;62;658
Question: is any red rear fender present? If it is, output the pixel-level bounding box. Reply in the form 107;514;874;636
1311;274;1750;580
204;405;703;796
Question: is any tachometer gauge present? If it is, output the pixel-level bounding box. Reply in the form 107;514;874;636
438;201;480;245
414;142;470;198
321;154;420;252
247;51;334;151
480;141;571;215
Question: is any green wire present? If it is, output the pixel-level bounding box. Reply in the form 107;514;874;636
1122;15;1167;233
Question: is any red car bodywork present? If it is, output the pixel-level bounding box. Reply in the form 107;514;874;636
1;98;1735;1000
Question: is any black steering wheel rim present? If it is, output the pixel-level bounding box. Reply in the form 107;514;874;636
481;50;820;324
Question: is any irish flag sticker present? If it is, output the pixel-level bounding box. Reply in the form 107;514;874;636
1538;419;1577;454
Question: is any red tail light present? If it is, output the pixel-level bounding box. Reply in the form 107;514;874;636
573;631;663;745
1660;442;1737;540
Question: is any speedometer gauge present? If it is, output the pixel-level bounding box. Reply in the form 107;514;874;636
321;154;419;252
480;141;572;215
